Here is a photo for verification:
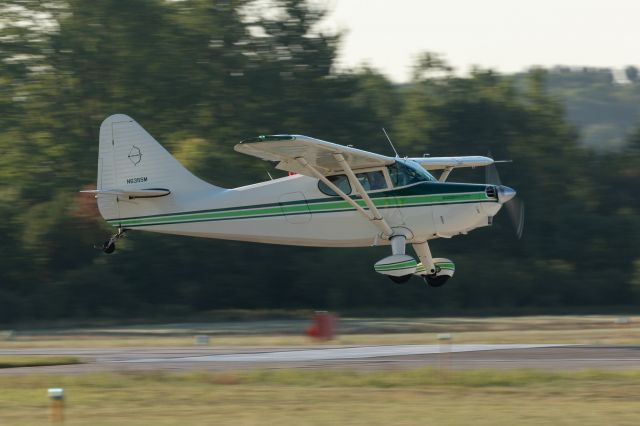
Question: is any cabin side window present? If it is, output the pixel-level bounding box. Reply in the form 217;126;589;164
318;174;352;196
355;171;387;191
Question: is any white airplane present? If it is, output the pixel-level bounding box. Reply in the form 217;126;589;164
84;114;523;286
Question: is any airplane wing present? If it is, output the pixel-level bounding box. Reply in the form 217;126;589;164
409;156;494;170
234;134;394;176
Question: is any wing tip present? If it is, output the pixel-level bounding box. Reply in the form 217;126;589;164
239;134;296;144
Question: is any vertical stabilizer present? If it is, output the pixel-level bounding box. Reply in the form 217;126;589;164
96;114;221;222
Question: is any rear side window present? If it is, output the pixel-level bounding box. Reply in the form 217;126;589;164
318;174;351;196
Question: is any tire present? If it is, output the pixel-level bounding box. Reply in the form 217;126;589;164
103;241;115;254
424;274;449;287
389;274;412;284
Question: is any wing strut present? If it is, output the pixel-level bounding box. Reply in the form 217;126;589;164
333;153;393;236
438;167;453;182
296;157;393;237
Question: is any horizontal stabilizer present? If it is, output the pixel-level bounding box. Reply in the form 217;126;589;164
81;188;171;199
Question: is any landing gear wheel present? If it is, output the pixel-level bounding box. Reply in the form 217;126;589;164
102;241;115;254
98;227;127;254
424;274;449;287
389;274;412;284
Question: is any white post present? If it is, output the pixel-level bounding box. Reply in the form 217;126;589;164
48;388;64;425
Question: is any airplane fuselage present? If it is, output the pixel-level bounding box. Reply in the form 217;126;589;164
107;174;502;247
92;115;520;284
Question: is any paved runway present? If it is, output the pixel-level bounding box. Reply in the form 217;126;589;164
127;344;565;363
1;344;640;374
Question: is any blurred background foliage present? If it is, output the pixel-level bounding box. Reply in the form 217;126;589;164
0;0;639;322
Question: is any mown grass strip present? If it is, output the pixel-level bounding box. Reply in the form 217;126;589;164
2;369;639;426
0;356;81;369
4;368;635;388
229;367;640;388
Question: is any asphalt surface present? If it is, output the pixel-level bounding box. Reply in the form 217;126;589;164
1;344;640;374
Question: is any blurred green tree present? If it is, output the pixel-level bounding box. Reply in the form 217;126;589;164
0;2;638;322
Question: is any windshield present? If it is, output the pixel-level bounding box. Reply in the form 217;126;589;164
388;160;436;187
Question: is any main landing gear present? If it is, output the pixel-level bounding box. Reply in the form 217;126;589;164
100;227;127;254
373;236;455;287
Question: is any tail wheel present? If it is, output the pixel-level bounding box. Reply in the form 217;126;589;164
102;241;116;254
389;274;412;284
424;274;450;287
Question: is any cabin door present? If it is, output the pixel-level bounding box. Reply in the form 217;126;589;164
279;192;312;224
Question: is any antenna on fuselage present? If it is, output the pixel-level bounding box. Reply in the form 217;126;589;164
382;128;400;158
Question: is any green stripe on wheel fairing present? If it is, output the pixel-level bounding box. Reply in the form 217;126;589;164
374;260;418;271
436;262;455;270
375;260;416;269
107;190;490;228
416;262;455;273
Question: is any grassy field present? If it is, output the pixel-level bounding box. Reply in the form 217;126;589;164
1;368;639;425
1;316;639;425
1;315;638;348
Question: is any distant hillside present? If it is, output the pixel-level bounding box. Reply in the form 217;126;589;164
520;67;640;151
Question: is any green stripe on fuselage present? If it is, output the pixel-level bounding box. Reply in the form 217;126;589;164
107;182;491;227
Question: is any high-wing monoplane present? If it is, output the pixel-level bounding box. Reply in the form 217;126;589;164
84;114;523;286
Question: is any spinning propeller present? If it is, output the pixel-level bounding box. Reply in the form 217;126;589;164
485;157;525;239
